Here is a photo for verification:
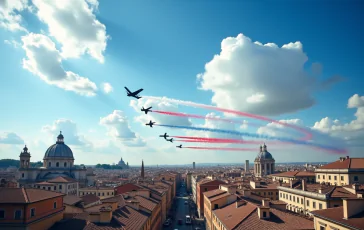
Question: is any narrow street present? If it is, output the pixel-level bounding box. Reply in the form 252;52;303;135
164;183;205;230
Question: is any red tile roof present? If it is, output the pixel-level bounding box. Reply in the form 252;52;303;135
204;189;226;198
48;176;78;183
271;171;315;177
236;208;314;230
133;195;157;212
214;201;257;229
113;206;150;229
318;158;364;169
64;195;82;205
81;194;100;206
0;188;64;203
311;207;364;230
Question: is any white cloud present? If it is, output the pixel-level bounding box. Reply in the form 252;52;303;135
32;0;108;63
130;98;192;126
313;94;364;147
197;33;336;116
102;82;113;94
0;132;24;144
257;119;304;138
100;110;136;139
4;39;21;48
22;33;98;96
0;0;28;32
42;119;89;146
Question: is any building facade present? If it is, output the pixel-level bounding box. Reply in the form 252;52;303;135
254;144;275;177
18;133;95;187
197;179;226;218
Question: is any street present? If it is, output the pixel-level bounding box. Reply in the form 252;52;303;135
164;183;205;230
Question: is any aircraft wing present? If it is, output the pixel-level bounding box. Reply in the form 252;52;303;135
124;87;132;94
134;88;143;95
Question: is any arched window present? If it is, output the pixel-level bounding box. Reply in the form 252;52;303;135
64;162;67;167
56;162;59;167
48;162;51;167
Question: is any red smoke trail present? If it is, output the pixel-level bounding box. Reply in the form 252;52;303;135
173;136;284;145
184;147;256;151
145;96;312;141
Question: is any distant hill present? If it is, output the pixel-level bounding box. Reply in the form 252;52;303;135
0;159;43;168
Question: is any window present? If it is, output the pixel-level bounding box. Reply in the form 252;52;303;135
14;210;21;219
53;202;57;209
290;195;292;201
323;175;325;179
276;192;278;195
341;176;344;181
59;185;62;190
48;162;51;167
22;173;24;178
354;176;359;182
98;193;100;196
263;211;266;218
54;186;56;190
112;192;114;195
56;162;59;167
64;162;67;167
301;198;303;204
214;204;219;209
293;196;295;202
48;187;50;191
0;210;5;219
30;208;35;217
37;185;40;188
307;200;310;206
329;176;331;180
107;192;109;195
318;175;320;179
264;192;266;195
319;203;322;209
334;205;339;207
313;202;316;208
334;176;337;180
280;193;282;198
204;188;208;192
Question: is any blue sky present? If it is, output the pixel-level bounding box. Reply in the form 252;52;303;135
0;0;363;165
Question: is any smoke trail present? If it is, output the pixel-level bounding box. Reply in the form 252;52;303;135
155;124;346;154
144;96;313;141
184;147;256;151
172;136;283;145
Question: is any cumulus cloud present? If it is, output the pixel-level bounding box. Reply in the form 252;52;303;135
100;110;136;139
0;0;29;32
0;132;24;144
130;98;192;126
42;119;89;146
22;33;98;96
32;0;108;63
257;119;304;138
197;33;342;116
313;94;364;147
102;82;113;94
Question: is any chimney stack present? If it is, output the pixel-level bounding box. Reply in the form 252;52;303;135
262;199;270;207
302;179;306;191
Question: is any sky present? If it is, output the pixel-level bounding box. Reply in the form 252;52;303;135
0;0;363;166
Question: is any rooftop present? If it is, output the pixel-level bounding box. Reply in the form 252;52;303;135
0;188;64;203
317;157;364;170
271;171;315;177
311;207;364;230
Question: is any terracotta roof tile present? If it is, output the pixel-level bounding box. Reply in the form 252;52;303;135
318;158;364;169
102;195;126;207
204;189;226;198
48;176;78;183
64;195;83;205
81;194;101;205
329;187;357;199
213;201;256;229
133;195;157;212
236;208;314;230
311;207;364;230
0;188;64;203
113;206;150;230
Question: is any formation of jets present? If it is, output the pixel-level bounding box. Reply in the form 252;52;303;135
125;86;182;149
141;106;152;114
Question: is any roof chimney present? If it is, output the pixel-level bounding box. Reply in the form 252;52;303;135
302;179;306;191
343;198;364;219
262;199;270;207
258;200;270;219
346;156;349;160
352;183;359;192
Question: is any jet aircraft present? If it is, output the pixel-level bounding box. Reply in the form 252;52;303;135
166;138;173;143
159;133;169;139
176;144;182;148
145;120;155;127
125;87;143;99
141;106;152;114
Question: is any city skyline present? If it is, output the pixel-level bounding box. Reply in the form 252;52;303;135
1;1;364;165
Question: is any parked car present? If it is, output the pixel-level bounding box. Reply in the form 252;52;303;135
186;215;192;225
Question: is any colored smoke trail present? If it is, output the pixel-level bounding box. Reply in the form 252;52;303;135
144;96;312;141
155;124;346;154
172;136;283;145
184;147;256;151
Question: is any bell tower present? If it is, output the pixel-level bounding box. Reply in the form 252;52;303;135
19;145;31;169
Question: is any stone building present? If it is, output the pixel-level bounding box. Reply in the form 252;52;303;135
117;157;129;169
18;132;95;187
254;144;275;177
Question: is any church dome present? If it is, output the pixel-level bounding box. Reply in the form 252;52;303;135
43;132;74;160
255;143;274;160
